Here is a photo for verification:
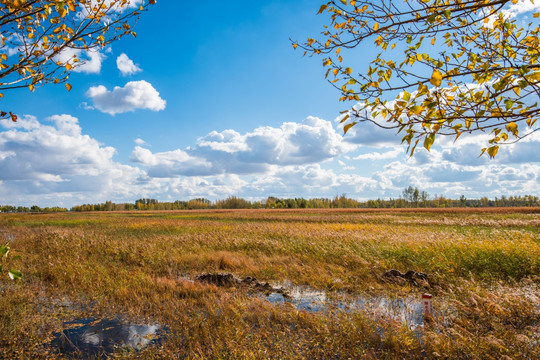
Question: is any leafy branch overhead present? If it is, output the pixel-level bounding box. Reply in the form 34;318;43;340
295;0;540;157
0;0;157;121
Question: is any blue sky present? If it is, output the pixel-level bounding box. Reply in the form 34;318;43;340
1;1;539;207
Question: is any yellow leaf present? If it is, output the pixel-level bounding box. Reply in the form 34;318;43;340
343;122;357;134
430;69;442;87
29;84;34;92
373;22;379;31
505;122;518;137
292;43;297;49
68;2;76;12
65;63;72;71
487;145;499;158
65;83;72;91
318;4;328;14
528;71;540;82
513;87;520;96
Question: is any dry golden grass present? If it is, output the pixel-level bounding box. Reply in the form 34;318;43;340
0;208;539;359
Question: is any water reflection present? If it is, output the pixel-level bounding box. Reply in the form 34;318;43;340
266;286;426;327
51;318;165;358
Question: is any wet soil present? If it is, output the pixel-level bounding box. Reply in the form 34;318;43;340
195;272;290;297
382;269;431;287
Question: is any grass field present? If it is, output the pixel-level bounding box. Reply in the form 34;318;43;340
1;208;539;359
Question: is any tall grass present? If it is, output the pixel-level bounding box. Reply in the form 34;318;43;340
0;209;539;358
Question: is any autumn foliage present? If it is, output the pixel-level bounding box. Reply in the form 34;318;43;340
0;0;156;120
297;0;540;156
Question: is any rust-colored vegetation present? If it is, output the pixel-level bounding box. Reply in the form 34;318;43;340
1;209;539;358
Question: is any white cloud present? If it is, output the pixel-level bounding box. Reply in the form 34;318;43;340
55;48;106;74
0;115;146;206
116;53;142;76
339;118;403;147
506;0;540;17
1;110;538;207
354;148;403;161
131;117;354;177
86;80;166;115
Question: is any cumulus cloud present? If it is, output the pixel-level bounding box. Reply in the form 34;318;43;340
354;148;403;161
340;119;403;147
131;117;354;177
1;109;538;207
505;0;540;17
116;53;142;76
0;115;148;206
86;80;166;115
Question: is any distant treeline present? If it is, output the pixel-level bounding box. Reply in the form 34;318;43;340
1;188;538;213
68;189;538;212
0;205;68;213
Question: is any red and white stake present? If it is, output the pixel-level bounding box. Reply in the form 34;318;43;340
422;293;434;318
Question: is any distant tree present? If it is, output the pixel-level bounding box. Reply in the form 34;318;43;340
297;1;540;157
187;198;211;210
0;0;156;121
420;190;429;207
215;196;251;209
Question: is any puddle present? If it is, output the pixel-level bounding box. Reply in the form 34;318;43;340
265;284;429;328
50;318;167;358
188;273;441;328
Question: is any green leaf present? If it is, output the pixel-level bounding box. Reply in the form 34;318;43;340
8;270;22;280
403;91;411;102
424;133;436;151
0;245;9;257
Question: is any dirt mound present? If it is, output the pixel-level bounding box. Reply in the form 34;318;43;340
195;273;290;297
382;269;430;287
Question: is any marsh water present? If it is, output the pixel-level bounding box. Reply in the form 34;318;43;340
50;318;166;358
265;285;427;328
